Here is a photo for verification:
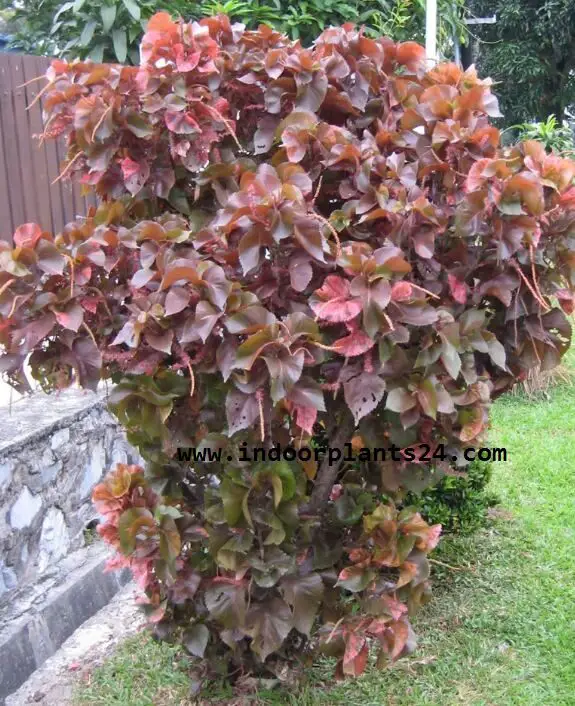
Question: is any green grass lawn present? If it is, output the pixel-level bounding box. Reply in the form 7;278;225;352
76;355;575;706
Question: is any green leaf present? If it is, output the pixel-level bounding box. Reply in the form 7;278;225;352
196;432;228;459
242;491;254;529
484;333;507;370
112;28;127;63
100;4;117;32
54;2;74;22
117;507;156;554
263;348;305;404
459;309;486;335
497;200;524;216
183;624;209;658
89;43;105;62
440;336;461;380
234;327;277;370
73;0;88;11
126;113;154;138
246;597;293;662
386;387;416;414
156;504;183;520
122;0;141;20
188;209;212;233
221;477;248;526
263;514;285;545
334;494;363;526
336;566;376;593
204;580;246;628
281;573;324;636
216;532;253;570
271;474;283;509
250;547;294;588
0;251;30;277
225;304;276;334
397;534;417;563
271;460;297;504
417;379;438;420
80;20;97;47
312;540;343;570
168;188;191;215
158;516;181;564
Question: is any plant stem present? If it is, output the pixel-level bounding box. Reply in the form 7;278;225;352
302;409;355;514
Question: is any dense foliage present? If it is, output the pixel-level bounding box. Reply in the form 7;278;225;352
469;0;575;125
1;0;466;61
407;459;497;534
1;13;575;688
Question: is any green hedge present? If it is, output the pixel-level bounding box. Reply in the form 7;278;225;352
406;460;498;535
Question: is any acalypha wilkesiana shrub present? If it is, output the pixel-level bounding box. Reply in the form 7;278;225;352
1;12;574;686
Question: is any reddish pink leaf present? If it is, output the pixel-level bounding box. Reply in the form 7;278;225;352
391;281;413;302
343;633;369;676
332;330;374;357
54;302;84;332
448;274;467;304
121;157;150;196
13;223;43;249
557;288;574;314
295;405;317;434
310;275;362;322
329;484;343;501
174;45;201;72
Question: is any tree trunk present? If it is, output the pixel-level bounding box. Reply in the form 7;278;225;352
301;410;355;515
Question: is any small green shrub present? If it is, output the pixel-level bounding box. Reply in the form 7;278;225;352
510;116;575;156
406;461;498;535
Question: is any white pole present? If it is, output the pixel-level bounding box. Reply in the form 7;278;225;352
426;0;438;64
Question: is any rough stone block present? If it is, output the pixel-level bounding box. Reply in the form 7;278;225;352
38;509;70;574
9;487;42;530
80;441;106;498
50;427;70;450
0;461;14;494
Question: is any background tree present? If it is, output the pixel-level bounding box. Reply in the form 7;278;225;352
0;0;466;63
468;0;575;125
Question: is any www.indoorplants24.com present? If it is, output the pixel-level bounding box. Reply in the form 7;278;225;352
176;442;508;464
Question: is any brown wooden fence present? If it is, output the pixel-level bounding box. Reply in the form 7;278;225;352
0;52;95;244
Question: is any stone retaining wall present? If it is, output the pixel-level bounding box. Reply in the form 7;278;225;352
0;389;139;604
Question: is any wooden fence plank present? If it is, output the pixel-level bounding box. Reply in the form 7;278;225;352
0;58;12;239
22;54;53;232
0;53;26;236
55;133;78;224
33;56;66;236
0;52;96;242
8;53;40;228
